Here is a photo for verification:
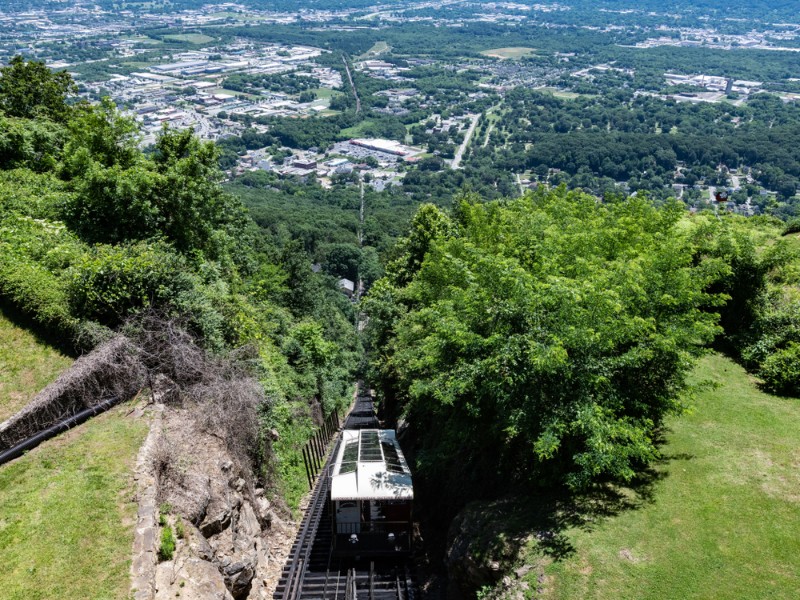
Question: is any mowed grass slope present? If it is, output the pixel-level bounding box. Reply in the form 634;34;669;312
539;353;800;599
480;47;537;59
0;309;73;421
0;405;148;600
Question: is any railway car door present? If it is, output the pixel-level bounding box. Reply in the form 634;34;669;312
336;501;360;534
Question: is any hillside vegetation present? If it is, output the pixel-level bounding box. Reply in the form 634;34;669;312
366;189;791;494
0;57;356;506
365;188;800;597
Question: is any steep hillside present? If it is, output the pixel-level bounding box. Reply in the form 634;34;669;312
534;353;800;599
0;308;72;421
0;403;148;600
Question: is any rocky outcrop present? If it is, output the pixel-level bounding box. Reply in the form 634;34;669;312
155;557;233;600
132;406;290;600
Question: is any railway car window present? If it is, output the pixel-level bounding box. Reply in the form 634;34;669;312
359;431;383;461
380;440;405;473
340;440;359;474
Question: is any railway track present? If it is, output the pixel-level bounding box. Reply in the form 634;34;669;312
275;391;416;600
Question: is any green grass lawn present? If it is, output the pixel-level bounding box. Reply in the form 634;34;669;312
0;404;148;600
358;41;390;59
480;47;537;59
162;33;216;45
340;120;375;138
310;87;342;100
534;353;800;599
207;10;266;22
537;87;591;100
0;310;72;422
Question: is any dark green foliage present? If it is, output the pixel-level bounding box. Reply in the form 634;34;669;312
0;115;68;172
783;218;800;236
223;72;318;95
64;119;249;263
0;56;77;123
67;242;191;326
366;189;725;495
759;343;800;396
468;89;800;208
0;57;358;504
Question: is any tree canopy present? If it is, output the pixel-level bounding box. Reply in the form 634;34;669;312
0;55;77;123
365;188;728;493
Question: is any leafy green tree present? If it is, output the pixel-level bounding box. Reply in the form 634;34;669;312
65;123;248;263
0;56;77;123
62;97;139;173
385;203;455;285
151;127;249;260
0;114;67;172
367;188;726;494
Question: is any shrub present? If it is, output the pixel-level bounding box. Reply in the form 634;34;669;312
158;526;175;562
67;242;191;325
0;215;81;339
782;217;800;236
759;342;800;396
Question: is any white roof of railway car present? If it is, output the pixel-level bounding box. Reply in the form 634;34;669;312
330;429;414;501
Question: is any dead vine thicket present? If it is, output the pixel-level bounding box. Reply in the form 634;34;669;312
1;314;266;479
0;336;145;449
127;314;265;475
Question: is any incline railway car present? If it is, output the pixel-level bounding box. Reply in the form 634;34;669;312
330;429;413;556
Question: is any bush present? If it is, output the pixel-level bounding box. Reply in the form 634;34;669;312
158;525;175;562
759;342;800;396
67;242;192;325
782;217;800;236
0;215;81;339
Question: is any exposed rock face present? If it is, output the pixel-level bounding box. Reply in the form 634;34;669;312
445;499;531;600
155;557;234;600
137;407;284;600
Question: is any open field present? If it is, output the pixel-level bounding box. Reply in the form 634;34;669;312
536;86;590;100
359;41;391;59
310;87;343;100
533;353;800;599
0;310;72;422
340;120;375;138
207;10;266;22
162;33;216;44
0;404;148;600
480;47;537;59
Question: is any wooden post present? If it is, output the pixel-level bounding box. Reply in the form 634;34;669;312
313;434;322;470
302;446;313;489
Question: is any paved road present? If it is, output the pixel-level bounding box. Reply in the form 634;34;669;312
451;113;480;170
